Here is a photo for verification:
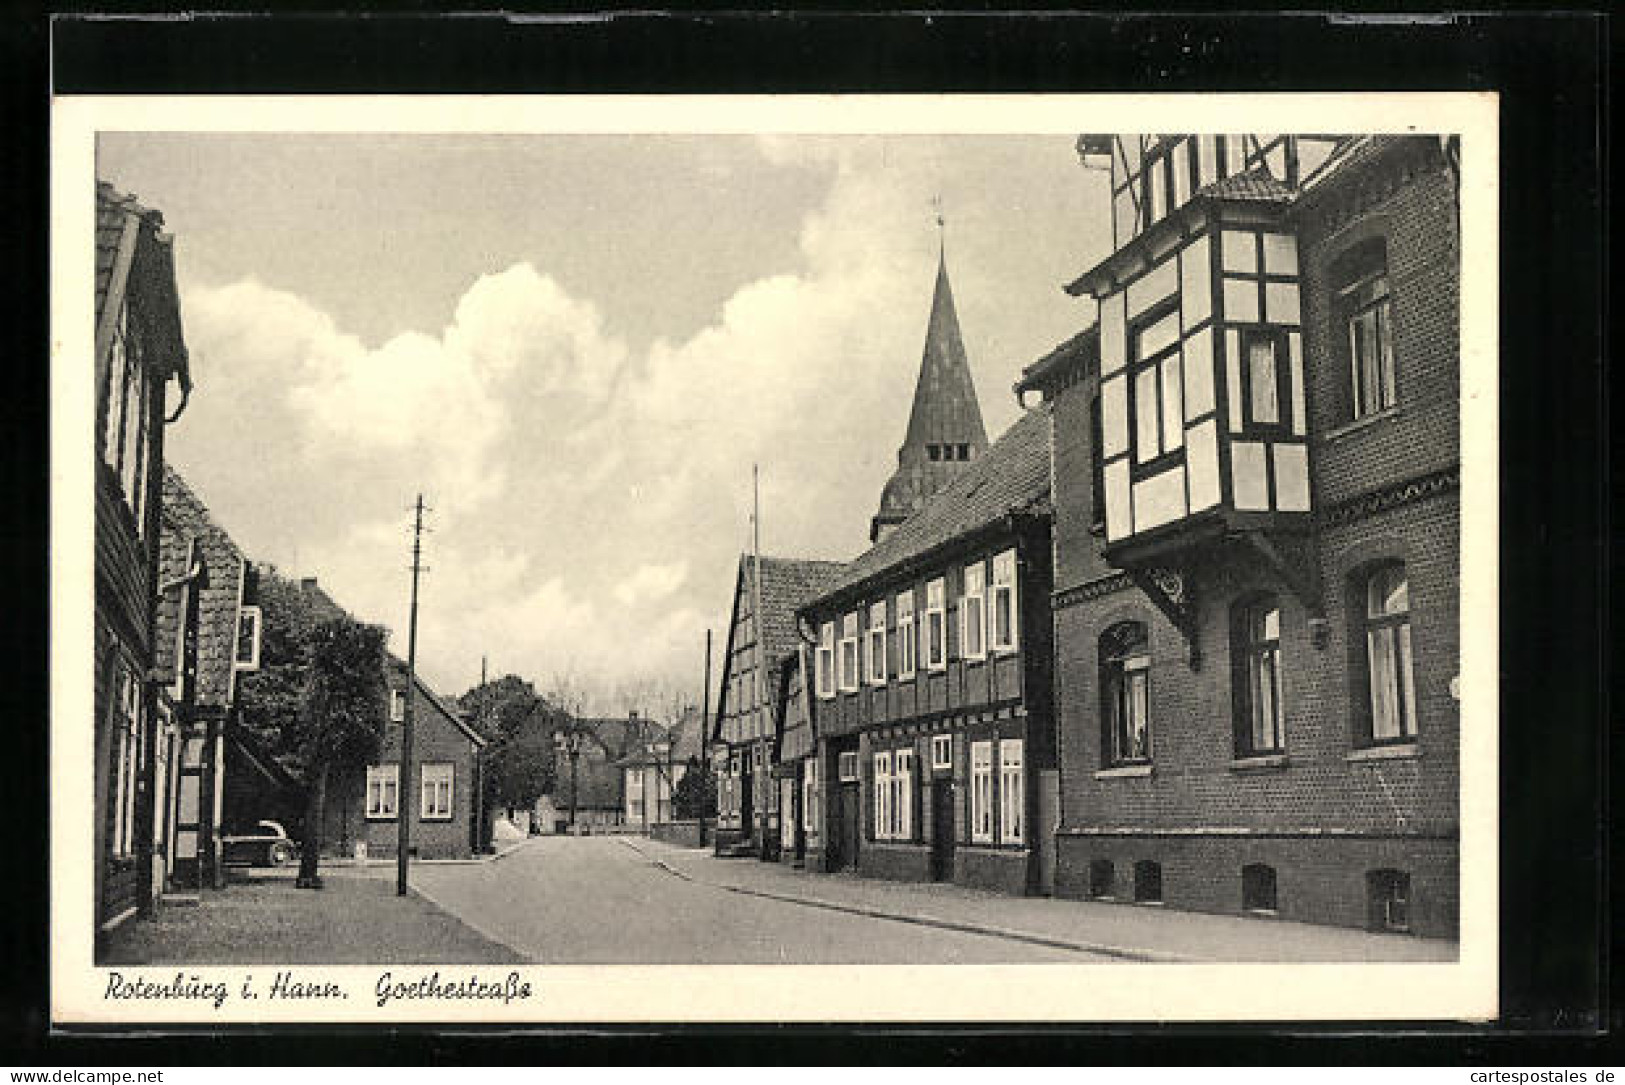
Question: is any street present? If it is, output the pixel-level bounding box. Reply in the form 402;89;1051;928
407;835;1098;964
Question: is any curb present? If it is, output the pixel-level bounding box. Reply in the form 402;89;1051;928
617;838;1187;963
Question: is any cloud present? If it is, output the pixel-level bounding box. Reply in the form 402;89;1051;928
165;137;1102;714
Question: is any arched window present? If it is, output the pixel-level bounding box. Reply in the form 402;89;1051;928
1242;863;1278;912
1366;868;1412;932
1233;595;1285;756
1359;563;1417;745
1333;237;1397;421
1133;860;1163;903
1088;859;1115;899
1100;622;1151;766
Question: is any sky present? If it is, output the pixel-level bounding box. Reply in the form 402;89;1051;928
98;132;1114;712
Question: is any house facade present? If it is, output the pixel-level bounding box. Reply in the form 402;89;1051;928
323;656;488;860
802;403;1058;896
622;708;701;831
1024;134;1460;937
711;555;844;857
93;182;193;933
152;466;261;896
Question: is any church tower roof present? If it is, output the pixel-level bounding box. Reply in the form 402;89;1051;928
870;248;990;543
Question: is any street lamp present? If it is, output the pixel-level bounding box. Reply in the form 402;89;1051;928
554;726;586;835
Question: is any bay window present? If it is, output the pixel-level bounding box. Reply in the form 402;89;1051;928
1131;307;1183;464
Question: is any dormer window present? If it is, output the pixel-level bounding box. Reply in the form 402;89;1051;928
233;605;262;671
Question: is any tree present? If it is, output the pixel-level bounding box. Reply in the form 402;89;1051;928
671;755;717;821
293;618;388;887
234;568;388;888
459;675;561;829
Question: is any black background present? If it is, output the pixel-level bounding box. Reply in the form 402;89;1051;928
3;5;1610;1065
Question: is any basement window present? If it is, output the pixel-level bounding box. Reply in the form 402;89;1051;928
1133;860;1163;903
1088;860;1115;899
1367;868;1412;933
1242;863;1279;913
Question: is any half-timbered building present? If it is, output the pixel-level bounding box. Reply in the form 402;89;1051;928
711;555;844;857
801;403;1057;895
93;183;193;934
1023;134;1461;937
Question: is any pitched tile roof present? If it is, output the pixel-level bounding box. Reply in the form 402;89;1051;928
95;181;190;391
1014;325;1100;396
154;466;249;710
746;556;848;666
813;401;1053;606
1193;165;1299;204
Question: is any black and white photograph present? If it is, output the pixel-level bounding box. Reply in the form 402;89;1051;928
52;94;1499;1024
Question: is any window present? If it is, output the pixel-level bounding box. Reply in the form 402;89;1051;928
1242;863;1278;912
1338;240;1397;420
924;578;947;671
991;550;1019;652
366;765;399;819
1367;869;1412;932
102;301;152;529
956;443;970;461
1101;622;1152;765
960;562;986;661
895;748;913;840
970;741;994;843
421;763;454;820
1360;564;1417;744
816;621;835;699
866;600;887;686
1241;329;1286;429
931;734;953;770
234;605;262;670
872;752;892;840
1089;393;1107;533
1234;597;1286;756
1088;859;1115;899
803;757;820;842
927;444;942;462
998;740;1024;845
838;612;860;692
1133;860;1163;903
107;658;142;860
895;590;917;679
1131;307;1184;464
837;751;858;782
389;689;406;723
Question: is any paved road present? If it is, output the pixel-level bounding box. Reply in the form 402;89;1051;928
410;835;1102;964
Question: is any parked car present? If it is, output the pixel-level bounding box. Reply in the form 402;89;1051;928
222;819;299;867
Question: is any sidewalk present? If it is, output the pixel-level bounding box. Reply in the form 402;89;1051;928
101;870;527;966
620;836;1458;963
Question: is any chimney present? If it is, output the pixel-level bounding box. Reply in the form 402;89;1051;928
300;576;318;592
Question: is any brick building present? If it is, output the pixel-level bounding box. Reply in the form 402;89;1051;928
1018;134;1460;937
323;654;488;860
93;182;193;933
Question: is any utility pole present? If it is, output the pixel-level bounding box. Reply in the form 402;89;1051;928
398;493;428;896
751;464;770;857
700;627;712;845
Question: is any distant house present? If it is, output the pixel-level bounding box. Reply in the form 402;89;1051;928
535;714;654;834
93;182;193;933
152;466;261;895
321;654;488;860
620;707;703;831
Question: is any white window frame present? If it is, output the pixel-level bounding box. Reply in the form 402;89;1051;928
420;762;454;820
991;549;1020;653
925;578;947;672
895;748;914;840
837;750;858;782
816;621;836;699
866;600;888;687
931;734;953;770
234;605;263;671
838;612;860;693
999;740;1024;845
970;741;994;844
803;756;820;842
961;562;987;661
872;752;892;840
896;590;917;679
389;688;406;723
366;764;400;820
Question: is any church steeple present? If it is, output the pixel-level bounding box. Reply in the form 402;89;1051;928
870;245;990;544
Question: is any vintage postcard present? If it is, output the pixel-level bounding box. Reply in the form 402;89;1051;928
51;92;1498;1024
